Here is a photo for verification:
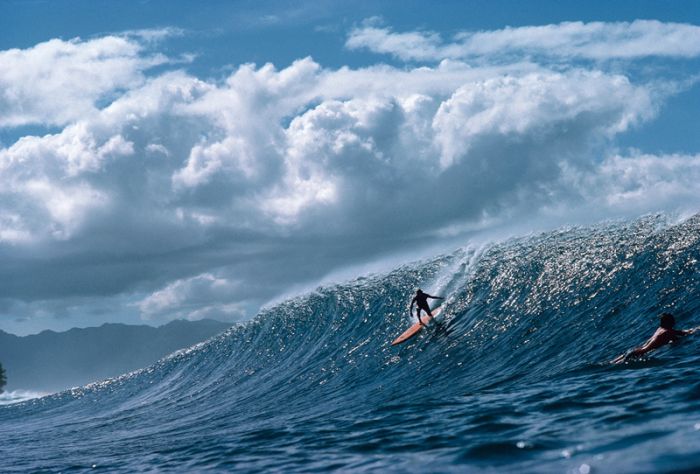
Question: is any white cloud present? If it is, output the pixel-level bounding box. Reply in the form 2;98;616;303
346;23;442;61
22;179;109;240
0;123;131;241
122;27;185;43
173;134;265;191
347;20;700;62
0;53;663;246
432;71;653;168
0;35;169;127
566;152;700;213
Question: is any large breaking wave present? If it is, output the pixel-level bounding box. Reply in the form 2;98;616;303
3;214;700;473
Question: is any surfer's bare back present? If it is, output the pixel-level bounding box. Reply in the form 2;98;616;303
410;289;443;326
612;313;699;364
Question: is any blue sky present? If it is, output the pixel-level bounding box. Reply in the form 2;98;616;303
1;0;700;335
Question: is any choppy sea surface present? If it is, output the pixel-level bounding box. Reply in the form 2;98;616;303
3;214;700;473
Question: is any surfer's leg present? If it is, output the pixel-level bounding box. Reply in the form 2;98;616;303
418;305;431;325
416;307;426;326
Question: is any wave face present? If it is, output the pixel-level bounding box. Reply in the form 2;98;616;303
3;215;700;473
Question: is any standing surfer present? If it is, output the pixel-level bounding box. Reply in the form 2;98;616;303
410;289;443;326
611;312;699;363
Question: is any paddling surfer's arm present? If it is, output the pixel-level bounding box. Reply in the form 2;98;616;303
611;341;657;364
683;326;700;335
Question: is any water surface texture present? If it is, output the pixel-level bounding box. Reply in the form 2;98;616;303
3;215;700;473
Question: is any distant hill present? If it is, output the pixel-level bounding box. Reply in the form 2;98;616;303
0;319;230;393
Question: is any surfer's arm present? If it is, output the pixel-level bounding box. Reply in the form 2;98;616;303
611;353;625;364
611;345;648;364
611;333;659;363
426;294;443;300
628;346;650;357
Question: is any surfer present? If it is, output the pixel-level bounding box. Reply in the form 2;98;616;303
611;313;699;364
410;289;443;327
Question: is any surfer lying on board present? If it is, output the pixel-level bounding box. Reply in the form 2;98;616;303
611;313;699;364
410;289;444;327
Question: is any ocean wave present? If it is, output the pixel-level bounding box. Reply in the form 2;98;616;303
2;214;700;472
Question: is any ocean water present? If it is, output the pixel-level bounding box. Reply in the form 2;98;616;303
3;214;700;473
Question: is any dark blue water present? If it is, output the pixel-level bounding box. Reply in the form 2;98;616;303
3;214;700;473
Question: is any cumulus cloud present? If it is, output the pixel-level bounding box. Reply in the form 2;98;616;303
0;35;170;127
565;152;700;212
0;22;698;329
432;71;652;168
0;124;131;241
346;20;700;62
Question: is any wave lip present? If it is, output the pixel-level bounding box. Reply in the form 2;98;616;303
0;390;48;406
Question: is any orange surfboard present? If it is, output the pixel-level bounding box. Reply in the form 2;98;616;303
391;306;442;346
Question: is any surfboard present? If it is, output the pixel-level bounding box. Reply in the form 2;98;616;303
391;306;442;346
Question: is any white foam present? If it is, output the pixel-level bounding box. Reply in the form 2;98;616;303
0;389;48;405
